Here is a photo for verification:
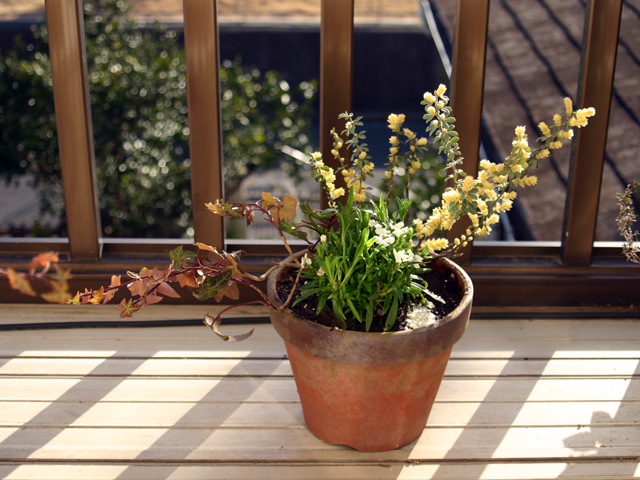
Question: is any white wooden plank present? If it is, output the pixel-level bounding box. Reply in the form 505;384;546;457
0;304;270;325
3;337;640;360
2;322;638;360
0;425;638;461
1;357;637;377
1;377;638;403
2;337;639;360
0;461;638;480
1;400;637;428
0;357;292;377
3;318;639;340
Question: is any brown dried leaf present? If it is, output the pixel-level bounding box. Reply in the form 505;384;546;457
117;298;141;318
41;281;72;305
279;194;297;222
145;294;164;305
89;286;105;305
194;242;218;254
7;268;36;297
28;252;59;274
176;271;199;288
156;282;181;298
261;191;279;208
128;279;149;298
103;275;121;304
203;313;254;342
214;281;239;302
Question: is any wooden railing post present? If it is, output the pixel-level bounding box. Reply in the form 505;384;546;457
46;0;101;262
319;0;354;209
183;0;225;250
561;0;623;266
448;0;490;263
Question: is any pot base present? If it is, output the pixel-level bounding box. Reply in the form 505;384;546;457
284;340;452;452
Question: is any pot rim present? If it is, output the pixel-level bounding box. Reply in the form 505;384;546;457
267;255;474;366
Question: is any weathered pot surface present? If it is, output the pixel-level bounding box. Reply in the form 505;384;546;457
266;256;474;452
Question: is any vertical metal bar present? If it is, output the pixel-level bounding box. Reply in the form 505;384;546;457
447;0;490;263
561;0;622;267
183;0;225;249
45;0;101;262
320;0;354;209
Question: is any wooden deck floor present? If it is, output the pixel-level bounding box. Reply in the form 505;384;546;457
0;306;639;479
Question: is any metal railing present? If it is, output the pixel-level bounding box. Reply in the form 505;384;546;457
0;0;638;311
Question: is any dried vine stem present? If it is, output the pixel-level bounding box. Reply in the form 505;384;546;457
616;181;640;264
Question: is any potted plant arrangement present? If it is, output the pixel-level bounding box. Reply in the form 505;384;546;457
2;85;595;451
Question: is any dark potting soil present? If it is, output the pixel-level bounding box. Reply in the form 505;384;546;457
276;265;464;333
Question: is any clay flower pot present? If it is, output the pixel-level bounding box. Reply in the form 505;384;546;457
267;256;473;452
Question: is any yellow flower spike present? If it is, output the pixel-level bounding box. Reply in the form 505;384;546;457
461;176;475;193
387;113;406;132
515;126;526;136
403;128;416;140
553;114;562;127
358;151;367;160
538;121;552;137
389;136;399;145
423;238;449;252
417;137;428;146
330;187;345;200
564;97;573;115
442;189;461;203
384;171;392;179
558;130;574;139
427;106;436;115
423;92;436;103
536;149;550;159
436;84;447;97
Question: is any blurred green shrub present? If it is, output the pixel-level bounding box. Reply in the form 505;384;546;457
0;0;317;237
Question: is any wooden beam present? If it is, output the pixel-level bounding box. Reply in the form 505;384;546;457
561;0;623;266
319;0;354;209
447;0;490;264
45;0;101;262
183;0;225;249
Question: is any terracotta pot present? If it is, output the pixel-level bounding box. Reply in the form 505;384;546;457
267;257;473;452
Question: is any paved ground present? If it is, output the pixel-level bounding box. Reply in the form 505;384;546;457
431;0;640;241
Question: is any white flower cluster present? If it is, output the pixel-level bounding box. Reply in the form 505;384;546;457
300;253;312;268
393;249;423;265
370;220;409;247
